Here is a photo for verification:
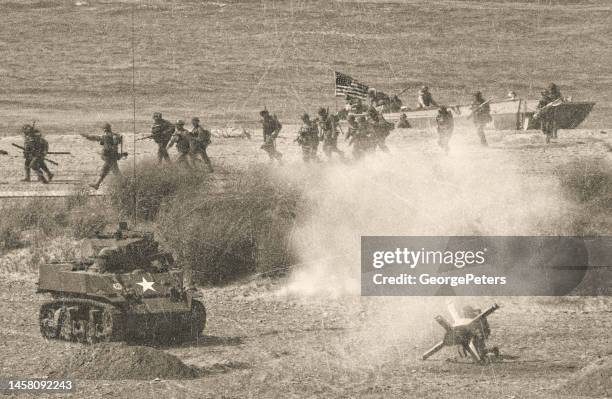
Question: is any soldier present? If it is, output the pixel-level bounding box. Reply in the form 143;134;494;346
296;113;319;163
470;91;491;146
368;107;393;153
436;106;454;154
166;120;192;168
189;117;213;172
260;109;283;163
317;107;345;161
539;83;563;141
23;126;53;184
81;123;123;190
348;115;373;160
396;113;411;129
151;112;174;164
345;114;359;141
417;86;438;108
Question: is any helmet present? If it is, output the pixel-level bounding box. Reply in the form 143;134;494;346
102;122;112;132
474;91;483;98
348;115;355;121
21;124;33;134
301;113;310;122
318;107;327;116
176;119;185;126
548;83;558;92
191;117;200;124
260;110;269;117
358;115;367;123
153;112;162;119
421;86;429;92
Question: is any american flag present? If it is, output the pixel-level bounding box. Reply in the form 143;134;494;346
335;71;369;99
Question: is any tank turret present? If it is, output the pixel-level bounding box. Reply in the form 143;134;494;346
37;223;206;343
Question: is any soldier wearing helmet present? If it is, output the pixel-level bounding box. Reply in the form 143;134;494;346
166;119;192;168
22;124;53;184
367;107;393;153
189;117;213;172
260;109;283;163
81;122;123;190
317;107;345;161
417;86;438;108
151;112;174;164
470;91;491;146
296;113;319;163
436;106;454;154
535;83;563;142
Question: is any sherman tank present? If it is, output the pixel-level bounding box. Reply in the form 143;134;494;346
36;223;206;343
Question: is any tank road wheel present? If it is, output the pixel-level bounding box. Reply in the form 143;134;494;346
188;300;207;341
39;303;60;340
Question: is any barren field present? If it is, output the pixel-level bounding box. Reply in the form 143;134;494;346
1;0;612;398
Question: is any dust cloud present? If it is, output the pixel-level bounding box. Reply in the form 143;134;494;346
280;129;569;298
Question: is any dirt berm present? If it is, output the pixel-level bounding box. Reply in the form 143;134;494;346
557;355;612;398
49;343;200;380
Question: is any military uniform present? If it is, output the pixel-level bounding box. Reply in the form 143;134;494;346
260;111;283;163
29;131;51;184
396;113;411;129
82;123;122;190
349;117;374;160
536;84;563;142
296;114;319;163
471;92;491;146
167;120;192;167
436;107;454;154
318;109;344;160
368;108;392;153
189;118;213;172
417;86;438;108
151;112;174;163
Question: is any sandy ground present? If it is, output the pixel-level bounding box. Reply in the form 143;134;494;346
0;127;611;398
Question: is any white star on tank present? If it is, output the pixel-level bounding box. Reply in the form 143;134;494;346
136;277;156;293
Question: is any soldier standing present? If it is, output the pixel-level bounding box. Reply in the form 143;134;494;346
296;113;319;163
189;117;213;172
260;110;283;163
535;83;563;142
396;113;411;128
166;120;192;168
317;107;345;161
470;91;491;146
435;106;454;154
81;123;123;190
151;112;174;164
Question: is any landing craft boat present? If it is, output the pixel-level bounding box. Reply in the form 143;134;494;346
383;98;595;130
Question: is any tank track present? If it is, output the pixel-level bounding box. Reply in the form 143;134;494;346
39;298;124;343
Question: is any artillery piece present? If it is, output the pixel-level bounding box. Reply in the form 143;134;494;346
422;304;500;364
37;223;206;344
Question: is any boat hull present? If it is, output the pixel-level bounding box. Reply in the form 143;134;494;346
383;99;594;130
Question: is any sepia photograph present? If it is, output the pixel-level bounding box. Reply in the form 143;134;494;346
0;0;610;397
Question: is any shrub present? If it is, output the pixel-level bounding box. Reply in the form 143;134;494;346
158;165;305;285
109;161;209;221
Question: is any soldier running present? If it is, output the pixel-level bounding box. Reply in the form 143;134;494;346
151;112;174;164
317;107;345;161
23;125;53;184
435;106;454;154
81;123;123;190
470;91;491;146
189;117;213;172
348;115;374;160
166;120;192;168
296;113;319;163
21;124;53;183
368;107;393;153
260;109;283;163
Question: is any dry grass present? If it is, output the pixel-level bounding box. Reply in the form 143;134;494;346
158;165;305;285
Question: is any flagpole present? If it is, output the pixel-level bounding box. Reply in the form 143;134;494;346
333;70;337;113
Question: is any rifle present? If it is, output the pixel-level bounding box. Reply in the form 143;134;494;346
467;98;494;120
533;98;563;120
11;143;58;166
395;85;413;98
0;150;7;155
136;134;155;141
